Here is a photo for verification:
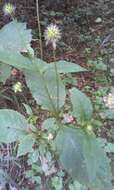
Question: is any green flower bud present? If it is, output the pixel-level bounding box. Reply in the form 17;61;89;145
3;3;15;16
13;82;22;93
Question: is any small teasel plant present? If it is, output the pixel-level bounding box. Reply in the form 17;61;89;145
44;23;61;115
0;2;113;190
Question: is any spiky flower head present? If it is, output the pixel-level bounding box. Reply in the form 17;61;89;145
3;3;15;16
13;82;22;93
44;24;61;50
103;93;114;109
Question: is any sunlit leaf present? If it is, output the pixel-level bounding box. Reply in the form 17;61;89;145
56;127;112;190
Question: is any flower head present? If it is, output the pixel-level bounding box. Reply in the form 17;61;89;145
47;133;53;141
13;82;22;93
3;3;15;16
86;125;93;132
44;24;61;49
86;125;94;135
103;93;114;109
63;113;74;124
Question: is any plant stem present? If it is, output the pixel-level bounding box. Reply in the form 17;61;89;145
53;49;60;114
36;0;43;59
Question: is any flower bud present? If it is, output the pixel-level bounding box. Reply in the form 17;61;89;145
103;93;114;109
3;3;15;16
13;82;22;93
86;125;93;132
11;68;18;76
63;113;74;124
47;133;53;140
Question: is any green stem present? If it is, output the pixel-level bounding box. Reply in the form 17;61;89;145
36;0;43;59
53;49;59;114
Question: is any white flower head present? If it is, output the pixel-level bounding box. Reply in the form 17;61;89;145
44;24;61;50
47;133;53;141
103;93;114;109
3;3;15;16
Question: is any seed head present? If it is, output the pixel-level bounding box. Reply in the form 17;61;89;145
44;24;61;49
3;3;15;16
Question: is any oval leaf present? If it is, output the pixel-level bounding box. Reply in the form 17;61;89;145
70;88;93;124
47;60;87;73
0;20;32;52
17;134;35;157
56;127;112;190
25;69;66;112
0;109;30;143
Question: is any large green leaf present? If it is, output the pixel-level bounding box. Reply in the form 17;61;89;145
25;69;66;112
56;127;89;185
17;134;35;157
42;118;56;130
0;51;32;70
0;51;47;71
0;20;32;52
0;109;30;143
56;127;112;190
46;60;87;73
70;88;93;124
0;63;11;83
